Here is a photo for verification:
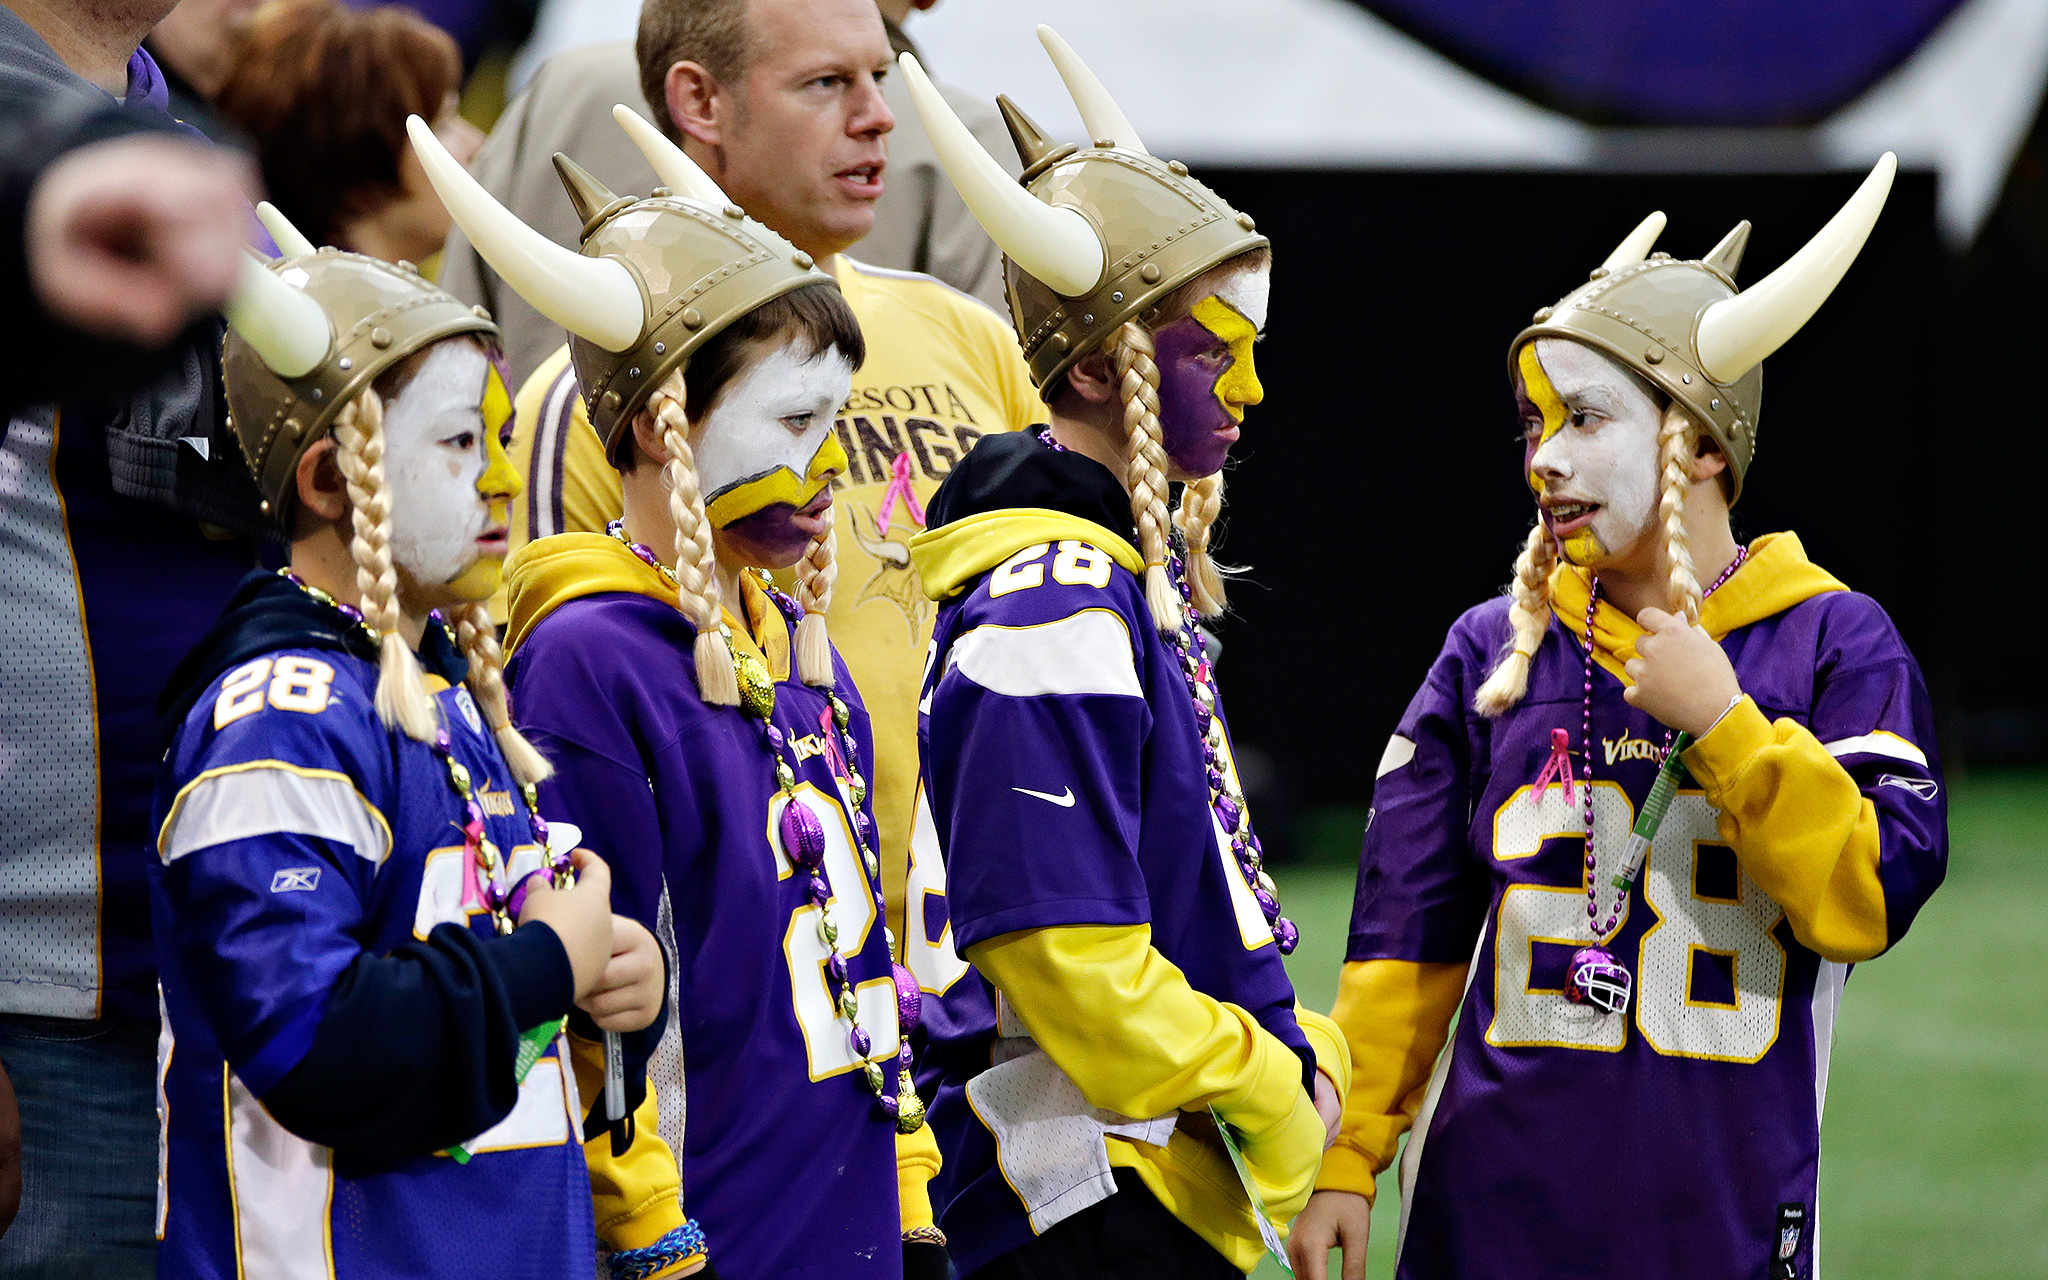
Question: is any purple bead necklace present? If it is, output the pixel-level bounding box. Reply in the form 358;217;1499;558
608;521;926;1133
278;569;565;932
1566;546;1749;1006
1034;429;1296;954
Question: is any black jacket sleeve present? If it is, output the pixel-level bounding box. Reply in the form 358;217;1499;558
260;921;576;1178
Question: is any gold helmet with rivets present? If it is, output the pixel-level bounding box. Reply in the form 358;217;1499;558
222;202;497;525
898;27;1267;398
407;105;834;459
1509;155;1896;502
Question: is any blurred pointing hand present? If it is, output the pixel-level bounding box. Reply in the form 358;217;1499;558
26;134;257;348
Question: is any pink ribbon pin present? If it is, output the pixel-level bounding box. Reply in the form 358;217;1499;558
876;450;926;533
1531;728;1577;805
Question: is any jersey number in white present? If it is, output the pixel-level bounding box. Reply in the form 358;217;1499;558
213;657;338;728
1487;782;1786;1062
769;784;902;1080
989;541;1114;597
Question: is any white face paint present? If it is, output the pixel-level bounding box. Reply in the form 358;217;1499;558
1525;337;1663;568
692;340;855;526
1213;265;1269;333
381;342;497;587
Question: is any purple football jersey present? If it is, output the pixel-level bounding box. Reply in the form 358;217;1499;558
1354;588;1946;1280
911;538;1309;1277
508;590;904;1280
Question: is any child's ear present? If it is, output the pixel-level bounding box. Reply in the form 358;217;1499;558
294;438;347;523
1064;353;1118;405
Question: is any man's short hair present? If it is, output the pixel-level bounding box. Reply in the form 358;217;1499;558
637;0;753;141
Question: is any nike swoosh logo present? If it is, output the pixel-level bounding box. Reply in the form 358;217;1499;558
1012;786;1076;808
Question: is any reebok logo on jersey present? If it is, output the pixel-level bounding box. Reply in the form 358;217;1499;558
1878;774;1939;801
270;867;321;893
1013;786;1076;808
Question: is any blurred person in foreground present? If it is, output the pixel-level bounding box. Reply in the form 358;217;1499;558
213;0;482;264
441;0;1014;389
0;0;274;1274
1289;161;1948;1280
490;0;1039;965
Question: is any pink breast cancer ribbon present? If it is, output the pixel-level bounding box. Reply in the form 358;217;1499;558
1531;727;1576;805
877;450;926;533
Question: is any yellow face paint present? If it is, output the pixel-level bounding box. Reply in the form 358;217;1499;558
1190;294;1263;423
702;431;849;528
1517;342;1604;565
448;362;520;601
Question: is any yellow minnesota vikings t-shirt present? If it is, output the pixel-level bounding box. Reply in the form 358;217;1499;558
501;255;1041;932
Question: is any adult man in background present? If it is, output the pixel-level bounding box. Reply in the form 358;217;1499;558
440;0;1014;388
0;1;271;1274
494;0;1039;974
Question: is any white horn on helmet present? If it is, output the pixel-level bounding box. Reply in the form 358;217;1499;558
255;202;317;259
1695;153;1896;385
1600;211;1666;273
223;251;331;379
1036;25;1146;155
405;114;644;352
897;52;1104;297
611;104;732;207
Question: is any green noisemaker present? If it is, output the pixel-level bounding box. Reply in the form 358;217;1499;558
1612;732;1694;890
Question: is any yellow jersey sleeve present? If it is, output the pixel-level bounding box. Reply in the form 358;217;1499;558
1682;696;1890;962
566;1031;698;1274
1319;959;1466;1201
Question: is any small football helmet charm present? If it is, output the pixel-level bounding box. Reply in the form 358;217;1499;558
1567;946;1632;1016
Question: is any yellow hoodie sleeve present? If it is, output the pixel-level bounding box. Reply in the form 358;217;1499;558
1317;959;1466;1201
964;924;1324;1213
566;1032;701;1276
1682;697;1889;963
896;1122;942;1235
1295;1005;1353;1100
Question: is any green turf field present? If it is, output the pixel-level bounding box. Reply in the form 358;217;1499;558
1255;769;2048;1280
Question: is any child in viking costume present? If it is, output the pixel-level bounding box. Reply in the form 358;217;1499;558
150;207;664;1279
892;29;1351;1279
410;110;947;1280
1289;158;1948;1280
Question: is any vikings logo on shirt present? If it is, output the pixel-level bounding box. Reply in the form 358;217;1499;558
695;345;855;528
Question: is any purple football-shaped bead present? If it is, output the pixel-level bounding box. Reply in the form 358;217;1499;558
780;801;827;869
855;810;875;846
1206;767;1226;792
1275;917;1299;954
893;963;923;1029
1213;798;1241;833
826;953;848;985
850;1027;872;1057
766;725;785;749
1253;887;1279;916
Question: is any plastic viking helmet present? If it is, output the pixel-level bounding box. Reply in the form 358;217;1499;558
222;203;498;525
898;26;1267;398
405;106;833;458
1511;153;1897;503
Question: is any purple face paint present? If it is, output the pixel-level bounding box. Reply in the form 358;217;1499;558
1152;315;1241;478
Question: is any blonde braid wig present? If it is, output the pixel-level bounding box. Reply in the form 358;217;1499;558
1108;322;1183;633
793;525;837;688
1175;471;1232;619
646;370;741;707
1656;403;1705;623
451;602;552;785
1474;520;1560;718
331;388;439;742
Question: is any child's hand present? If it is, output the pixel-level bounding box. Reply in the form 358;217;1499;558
578;916;664;1032
516;846;613;998
1623;607;1743;736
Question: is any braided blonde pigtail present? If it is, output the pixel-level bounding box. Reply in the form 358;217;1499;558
451;602;552;785
793;526;837;688
1657;403;1704;623
648;372;740;706
1474;521;1559;718
1174;472;1232;618
332;389;438;742
1109;322;1182;633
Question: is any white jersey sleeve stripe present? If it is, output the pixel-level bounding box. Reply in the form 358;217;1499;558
1377;735;1418;778
226;1071;335;1278
159;761;393;867
946;609;1141;699
1822;730;1927;767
